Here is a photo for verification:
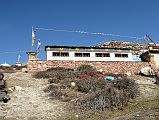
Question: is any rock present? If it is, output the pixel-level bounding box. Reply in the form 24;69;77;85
126;72;131;76
21;68;27;73
14;86;24;91
98;69;103;73
71;82;75;87
8;87;15;92
13;104;16;106
140;67;155;76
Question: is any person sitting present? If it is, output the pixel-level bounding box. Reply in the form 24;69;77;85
0;72;8;94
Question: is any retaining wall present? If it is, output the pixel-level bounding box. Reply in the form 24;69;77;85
27;60;156;74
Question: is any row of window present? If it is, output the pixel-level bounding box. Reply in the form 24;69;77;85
52;52;128;58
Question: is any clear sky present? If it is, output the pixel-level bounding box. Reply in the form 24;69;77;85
0;0;159;64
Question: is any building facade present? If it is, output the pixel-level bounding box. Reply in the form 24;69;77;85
149;45;159;68
45;46;133;61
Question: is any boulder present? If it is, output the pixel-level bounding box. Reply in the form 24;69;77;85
22;68;28;73
140;67;155;76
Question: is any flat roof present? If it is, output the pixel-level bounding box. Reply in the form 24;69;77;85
45;45;132;51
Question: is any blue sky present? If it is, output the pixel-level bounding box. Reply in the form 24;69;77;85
0;0;159;64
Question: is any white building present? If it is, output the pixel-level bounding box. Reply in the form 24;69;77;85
1;62;11;67
149;45;159;68
45;46;133;61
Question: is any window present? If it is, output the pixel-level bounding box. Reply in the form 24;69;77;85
83;53;90;57
53;52;60;56
75;53;82;57
61;52;69;56
52;52;69;57
95;53;110;57
115;54;128;58
103;53;110;57
122;54;128;57
96;53;102;57
75;53;90;57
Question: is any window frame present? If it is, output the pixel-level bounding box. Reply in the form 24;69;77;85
75;52;90;57
115;53;128;58
52;52;69;57
95;53;110;57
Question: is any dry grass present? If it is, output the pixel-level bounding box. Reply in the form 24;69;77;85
59;95;159;120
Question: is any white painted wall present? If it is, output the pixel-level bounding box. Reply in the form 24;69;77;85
46;51;133;61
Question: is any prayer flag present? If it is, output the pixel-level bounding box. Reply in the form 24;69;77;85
37;40;41;49
32;28;35;46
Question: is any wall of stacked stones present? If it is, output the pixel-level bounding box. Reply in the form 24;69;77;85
27;60;156;74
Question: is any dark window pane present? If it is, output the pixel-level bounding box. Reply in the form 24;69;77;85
53;52;60;56
122;54;128;57
95;53;102;57
83;53;90;57
61;52;69;56
115;54;122;57
103;53;110;57
75;53;82;57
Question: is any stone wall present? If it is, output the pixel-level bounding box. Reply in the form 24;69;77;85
27;60;156;74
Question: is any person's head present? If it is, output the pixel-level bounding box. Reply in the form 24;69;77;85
0;73;4;80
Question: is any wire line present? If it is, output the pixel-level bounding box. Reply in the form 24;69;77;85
35;27;144;40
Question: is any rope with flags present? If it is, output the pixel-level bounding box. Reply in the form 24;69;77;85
32;26;155;53
35;27;144;40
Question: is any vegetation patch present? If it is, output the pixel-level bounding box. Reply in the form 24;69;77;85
37;64;140;116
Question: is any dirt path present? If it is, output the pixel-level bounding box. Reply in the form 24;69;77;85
0;72;65;120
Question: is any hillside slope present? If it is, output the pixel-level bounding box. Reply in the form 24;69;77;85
0;72;66;120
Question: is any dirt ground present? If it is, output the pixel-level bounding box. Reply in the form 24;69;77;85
0;72;66;120
0;71;159;120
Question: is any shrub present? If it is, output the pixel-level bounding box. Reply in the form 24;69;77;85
73;78;139;112
49;89;65;100
113;78;139;99
44;84;58;93
0;66;17;73
47;67;74;72
33;67;76;80
11;65;27;70
77;64;96;74
75;77;110;93
154;74;159;85
48;78;60;84
42;66;139;113
33;71;49;79
74;87;122;111
46;67;76;80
